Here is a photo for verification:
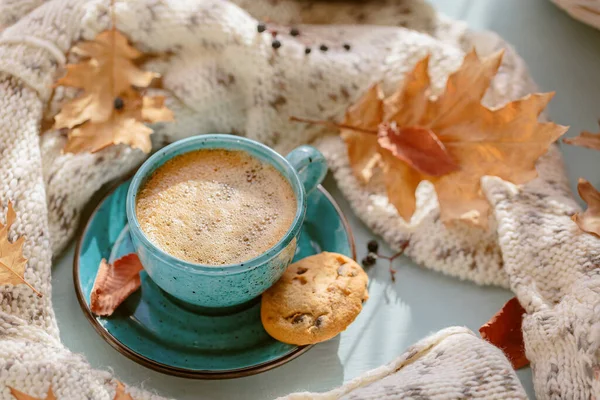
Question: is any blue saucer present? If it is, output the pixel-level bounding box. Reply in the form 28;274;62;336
74;179;355;379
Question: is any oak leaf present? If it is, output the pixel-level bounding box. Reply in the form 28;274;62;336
0;202;41;296
339;50;568;227
53;29;173;153
480;297;529;369
563;121;600;151
9;387;55;400
91;253;144;316
572;178;600;237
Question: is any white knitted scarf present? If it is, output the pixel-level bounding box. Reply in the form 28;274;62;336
0;0;598;399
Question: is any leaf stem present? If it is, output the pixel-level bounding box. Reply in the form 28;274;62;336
377;240;409;282
0;260;42;297
289;116;377;135
110;0;116;29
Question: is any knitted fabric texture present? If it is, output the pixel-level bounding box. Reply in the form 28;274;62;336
0;0;597;399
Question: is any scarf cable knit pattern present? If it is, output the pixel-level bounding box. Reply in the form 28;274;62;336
0;0;597;399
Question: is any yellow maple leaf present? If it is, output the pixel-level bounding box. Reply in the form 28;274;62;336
9;387;55;400
341;50;568;227
0;202;41;297
63;89;172;154
53;29;172;154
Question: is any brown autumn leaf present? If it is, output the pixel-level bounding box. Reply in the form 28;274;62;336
114;381;133;400
9;387;55;400
480;297;529;369
563;121;600;151
0;202;41;297
377;123;458;176
63;89;172;154
53;29;173;154
91;253;144;316
340;50;568;226
572;178;600;237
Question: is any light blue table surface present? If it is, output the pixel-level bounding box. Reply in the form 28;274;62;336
52;1;600;399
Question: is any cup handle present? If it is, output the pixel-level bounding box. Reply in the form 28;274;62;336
285;145;328;195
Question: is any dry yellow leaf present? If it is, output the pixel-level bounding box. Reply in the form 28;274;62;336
572;178;600;237
339;50;568;227
63;89;172;154
0;202;41;296
9;387;55;400
53;29;172;154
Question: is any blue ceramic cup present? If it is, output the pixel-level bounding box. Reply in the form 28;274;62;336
126;134;327;308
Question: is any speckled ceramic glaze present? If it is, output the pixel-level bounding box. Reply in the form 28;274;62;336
75;179;355;377
126;135;328;308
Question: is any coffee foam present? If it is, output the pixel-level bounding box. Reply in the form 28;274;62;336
135;149;297;265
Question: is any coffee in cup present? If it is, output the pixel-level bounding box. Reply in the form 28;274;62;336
135;149;297;266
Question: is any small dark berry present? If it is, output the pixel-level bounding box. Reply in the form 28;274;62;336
304;47;311;55
113;97;124;110
257;23;267;33
343;43;351;51
367;239;379;253
290;27;300;37
362;253;377;267
272;39;281;49
319;44;328;52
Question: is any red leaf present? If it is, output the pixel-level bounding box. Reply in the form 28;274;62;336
90;253;144;316
480;297;529;369
377;123;459;176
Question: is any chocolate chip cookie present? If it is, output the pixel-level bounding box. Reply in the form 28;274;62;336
261;252;368;345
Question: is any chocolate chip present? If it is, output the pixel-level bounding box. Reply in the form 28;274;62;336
292;314;304;324
113;97;124;110
296;267;308;275
292;276;307;284
315;316;324;327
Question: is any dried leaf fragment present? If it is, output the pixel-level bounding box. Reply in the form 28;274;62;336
0;202;41;296
114;381;133;400
563;121;600;151
53;29;173;154
9;387;55;400
480;297;529;369
572;178;600;237
91;253;144;316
